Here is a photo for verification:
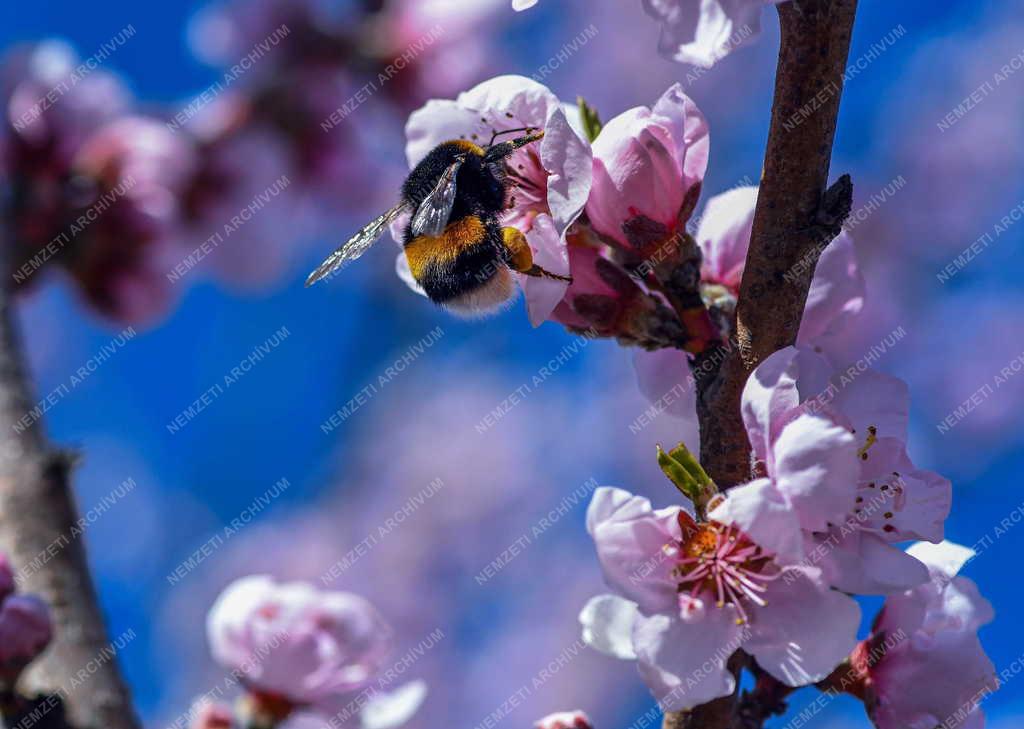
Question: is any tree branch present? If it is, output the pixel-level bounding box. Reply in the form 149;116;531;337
698;0;858;489
0;260;141;729
668;1;859;727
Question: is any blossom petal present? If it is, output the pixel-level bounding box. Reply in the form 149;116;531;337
708;478;804;564
632;609;742;711
579;594;639;660
644;0;772;68
905;540;975;583
360;681;427;729
815;531;930;595
746;569;860;686
771;414;859;532
520;214;570;326
458;74;560;129
741;347;801;462
697;186;757;288
586;487;683;614
405;99;485;167
632;349;697;420
540;105;593;235
651;83;709;195
810;360;909;443
870;629;996;729
798;231;865;344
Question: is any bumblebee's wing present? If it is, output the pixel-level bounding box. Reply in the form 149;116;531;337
409;156;465;238
305;203;408;287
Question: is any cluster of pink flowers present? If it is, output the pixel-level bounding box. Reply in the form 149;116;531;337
0;554;52;684
571;341;996;719
389;56;996;727
0;0;511;325
396;75;862;360
195;575;425;729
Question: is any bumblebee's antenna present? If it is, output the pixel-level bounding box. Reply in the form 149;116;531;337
485;126;538;149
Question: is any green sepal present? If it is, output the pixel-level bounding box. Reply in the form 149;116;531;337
666;442;713;488
577;96;603;143
657;444;701;503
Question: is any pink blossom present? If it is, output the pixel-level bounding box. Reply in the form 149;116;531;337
1;42;130;297
207;575;394;710
383;0;509;100
864;541;997;729
535;710;592;729
0;594;52;667
710;346;952;594
67;116;195;324
178;95;319;288
188;699;234;729
549;84;709;344
696;186;864;344
641;0;787;68
400;75;592;325
580;487;859;711
632;185;864;425
585;84;708;258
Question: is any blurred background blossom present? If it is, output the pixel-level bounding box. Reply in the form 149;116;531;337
0;1;1021;727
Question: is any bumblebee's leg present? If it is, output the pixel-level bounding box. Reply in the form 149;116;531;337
500;227;572;283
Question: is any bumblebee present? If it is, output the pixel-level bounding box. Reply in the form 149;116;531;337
305;129;570;316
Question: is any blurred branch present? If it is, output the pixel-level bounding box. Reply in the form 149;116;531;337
0;250;141;729
671;1;859;727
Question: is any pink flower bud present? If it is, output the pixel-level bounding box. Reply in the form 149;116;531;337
206;576;392;711
188;699;234;729
535;710;593;729
0;595;53;667
585;84;708;258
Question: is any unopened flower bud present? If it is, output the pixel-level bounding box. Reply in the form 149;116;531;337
534;710;593;729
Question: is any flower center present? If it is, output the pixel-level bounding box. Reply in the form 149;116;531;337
845;425;906;538
673;520;780;625
852;471;906;536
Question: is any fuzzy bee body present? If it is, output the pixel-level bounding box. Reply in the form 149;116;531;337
400;141;514;315
304;130;569;315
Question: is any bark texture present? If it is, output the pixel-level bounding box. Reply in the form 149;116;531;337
0;270;141;729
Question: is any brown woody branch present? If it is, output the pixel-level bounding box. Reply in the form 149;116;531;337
667;0;859;727
0;254;141;729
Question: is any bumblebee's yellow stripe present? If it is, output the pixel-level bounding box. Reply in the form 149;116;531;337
404;215;487;281
450;140;485;157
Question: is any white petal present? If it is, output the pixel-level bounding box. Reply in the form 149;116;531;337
708;478;804;564
746;569;860;687
579;594;639;660
520;214;569;326
360;681;427;729
771;414;859;532
741;346;801;462
906;540;975;582
540;106;593;235
632;609;742;711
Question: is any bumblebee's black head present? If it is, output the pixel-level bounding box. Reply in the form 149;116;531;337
482;130;545;164
400;132;546;223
